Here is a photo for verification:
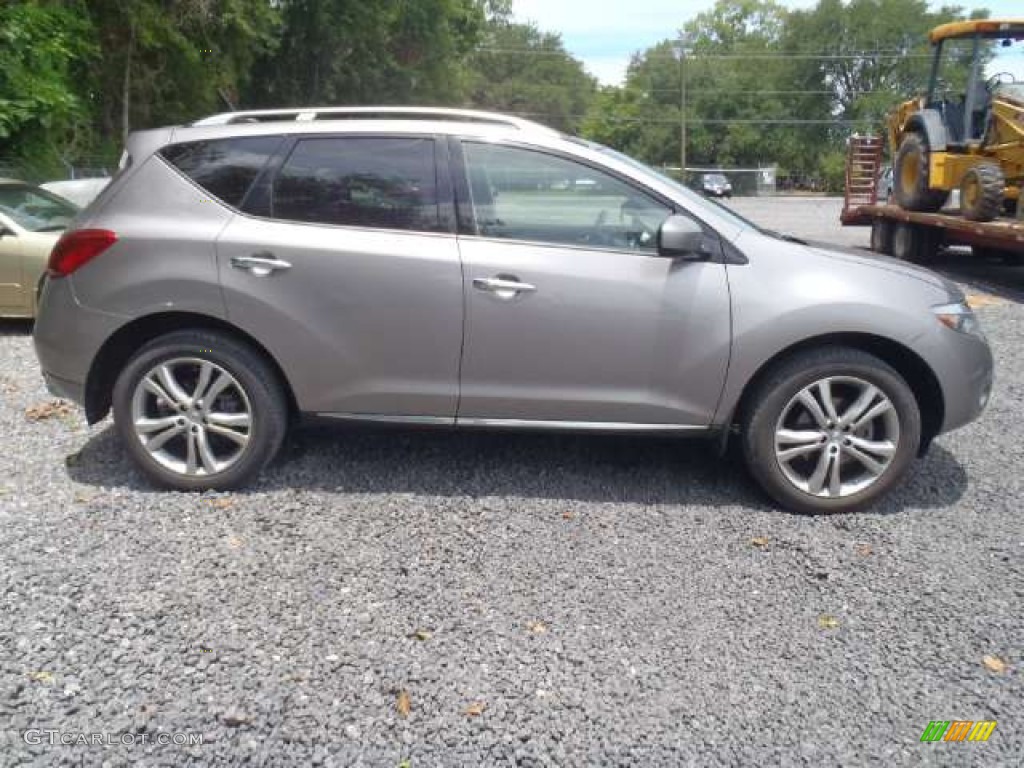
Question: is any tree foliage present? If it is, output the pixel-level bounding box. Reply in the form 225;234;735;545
580;0;988;181
0;2;95;172
784;0;988;123
466;22;596;133
85;0;280;141
247;0;488;107
0;0;998;184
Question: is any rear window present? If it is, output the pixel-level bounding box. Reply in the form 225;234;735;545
160;136;282;207
269;137;440;232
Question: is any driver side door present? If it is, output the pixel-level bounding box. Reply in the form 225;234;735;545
453;140;732;427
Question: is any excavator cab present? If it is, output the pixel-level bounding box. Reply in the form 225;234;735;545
888;19;1024;222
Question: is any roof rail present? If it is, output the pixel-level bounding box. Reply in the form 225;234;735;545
191;106;557;133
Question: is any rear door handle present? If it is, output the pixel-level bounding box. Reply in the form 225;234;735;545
472;276;537;300
230;253;292;277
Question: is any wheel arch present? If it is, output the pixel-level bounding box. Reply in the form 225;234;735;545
84;311;299;425
727;333;944;455
903;110;948;153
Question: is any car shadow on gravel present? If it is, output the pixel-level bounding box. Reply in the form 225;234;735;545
65;422;967;514
928;248;1024;304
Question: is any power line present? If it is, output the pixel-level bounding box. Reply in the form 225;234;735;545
474;47;936;60
646;88;891;95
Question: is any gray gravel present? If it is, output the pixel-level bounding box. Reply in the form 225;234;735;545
1;198;1022;766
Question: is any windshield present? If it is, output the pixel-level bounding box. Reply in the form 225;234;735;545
0;184;79;232
704;174;728;184
584;141;760;233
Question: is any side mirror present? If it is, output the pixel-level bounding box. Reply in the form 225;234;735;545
0;225;14;239
658;214;707;259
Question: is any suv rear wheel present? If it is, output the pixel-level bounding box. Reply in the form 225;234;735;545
112;330;288;490
742;347;921;514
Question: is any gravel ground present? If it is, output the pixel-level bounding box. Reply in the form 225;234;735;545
1;198;1022;766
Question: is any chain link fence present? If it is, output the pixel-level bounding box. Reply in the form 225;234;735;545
0;157;116;185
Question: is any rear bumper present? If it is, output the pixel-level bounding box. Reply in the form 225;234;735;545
43;371;85;404
32;277;125;410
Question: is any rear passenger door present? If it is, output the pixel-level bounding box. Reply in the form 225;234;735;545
201;134;463;419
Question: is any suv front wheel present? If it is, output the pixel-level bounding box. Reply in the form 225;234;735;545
742;347;922;514
112;330;288;491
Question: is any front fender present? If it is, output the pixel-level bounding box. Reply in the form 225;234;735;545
904;109;948;152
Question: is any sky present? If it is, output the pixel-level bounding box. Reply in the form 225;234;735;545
511;0;1024;85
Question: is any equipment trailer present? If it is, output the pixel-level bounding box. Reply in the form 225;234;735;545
841;136;1024;263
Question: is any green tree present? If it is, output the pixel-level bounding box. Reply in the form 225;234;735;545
784;0;987;126
580;85;675;163
466;22;596;133
591;0;802;173
0;2;96;176
582;0;989;184
248;0;492;107
84;0;280;142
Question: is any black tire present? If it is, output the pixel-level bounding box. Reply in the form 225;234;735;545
891;222;941;264
112;329;288;491
959;163;1004;222
870;218;894;255
741;346;921;515
893;133;949;212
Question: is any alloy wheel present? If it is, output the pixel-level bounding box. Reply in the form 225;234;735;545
130;357;252;477
773;376;900;498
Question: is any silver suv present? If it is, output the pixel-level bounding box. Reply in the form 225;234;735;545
33;107;993;513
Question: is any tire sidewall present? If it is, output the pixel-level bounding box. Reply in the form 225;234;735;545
894;134;926;209
892;222;917;261
959;164;1004;222
112;333;285;491
745;355;922;514
870;218;893;254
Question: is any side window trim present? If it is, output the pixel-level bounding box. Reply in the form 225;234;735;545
238;135;294;215
242;132;455;236
434;137;456;234
447;136;477;236
450;136;729;260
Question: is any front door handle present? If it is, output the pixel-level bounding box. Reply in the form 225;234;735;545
472;276;537;300
230;253;292;277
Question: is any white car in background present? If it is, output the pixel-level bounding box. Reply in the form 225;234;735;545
40;177;110;208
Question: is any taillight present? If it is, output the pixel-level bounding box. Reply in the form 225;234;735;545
47;229;118;277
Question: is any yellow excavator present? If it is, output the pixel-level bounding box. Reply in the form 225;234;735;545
888;19;1024;222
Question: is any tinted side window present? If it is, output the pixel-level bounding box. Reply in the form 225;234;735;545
459;142;672;251
160;137;282;207
271;137;440;232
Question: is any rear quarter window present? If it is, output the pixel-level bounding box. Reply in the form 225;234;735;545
160;136;283;208
268;136;440;232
